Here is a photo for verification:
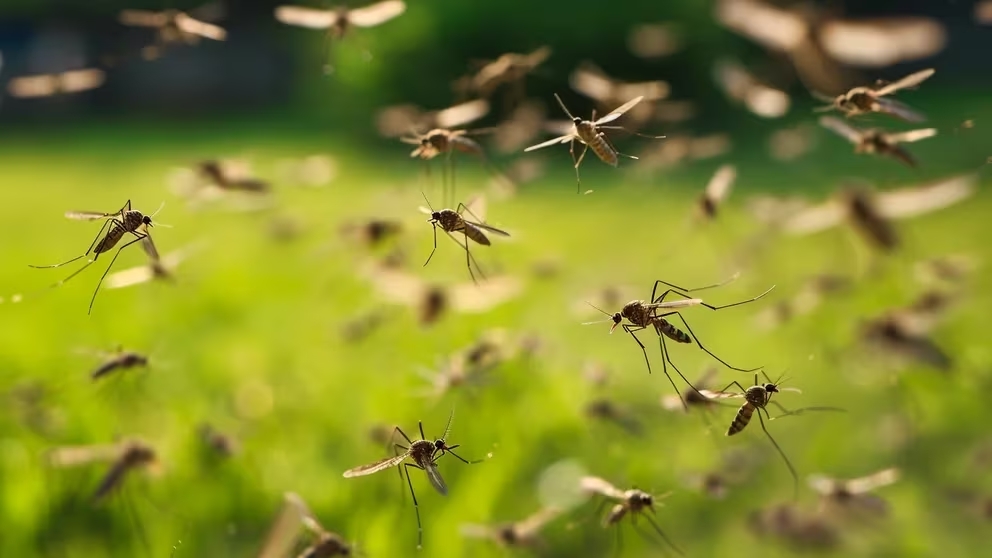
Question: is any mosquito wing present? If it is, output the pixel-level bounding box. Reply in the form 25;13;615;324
570;63;615;103
819;116;864;144
434;99;490;129
343;452;409;477
349;0;407;27
874;68;935;97
515;507;561;539
65;210;117;221
465;220;510;238
819;19;946;67
595;95;644;125
524;134;573;152
423;460;448;495
48;444;123;467
807;474;839;496
579;476;626;500
695;389;743;400
6;74;57;98
875;174;976;220
781;199;845;235
704;164;737;205
256;492;308;558
459;523;496;541
715;0;809;52
886;128;937;144
105;265;155;290
59;69;106;93
176;13;227;40
874;97;926;123
645;298;704;310
846;467;900;494
274;6;339;29
450;276;523;313
118;9;168;27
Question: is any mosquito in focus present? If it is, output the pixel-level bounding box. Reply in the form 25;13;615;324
118;6;227;60
808;467;900;521
585;275;773;411
29;200;166;314
814;68;934;122
48;438;158;503
524;94;663;193
701;372;844;498
580;476;683;556
257;492;353;558
460;506;561;549
342;411;481;549
819;116;936;167
419;194;509;283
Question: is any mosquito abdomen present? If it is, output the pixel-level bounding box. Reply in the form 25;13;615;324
656;319;691;344
727;403;754;436
94;227;126;254
576;123;618;167
463;225;491;246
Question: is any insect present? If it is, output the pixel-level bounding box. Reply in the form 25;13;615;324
48;439;158;503
627;22;683;59
342;411;479;549
636;132;731;171
5;68;106;99
569;62;669;126
580;476;683;555
198;424;237;458
525;94;663;193
808;467;900;520
747;503;840;550
86;345;150;381
106;239;201;290
419;194;510;283
584;398;643;436
118;6;227;60
29;200;165;314
402;128;494;205
257;492;353;558
682;447;763;500
660;367;720;413
375;99;490;139
819;116;936;167
275;1;406;73
696;164;738;220
778;174;976;251
713;59;790;118
460;506;561;549
456;46;551;103
702;373;844;498
195;159;270;193
339;219;403;249
586;276;774;411
815;68;934;122
862;312;951;371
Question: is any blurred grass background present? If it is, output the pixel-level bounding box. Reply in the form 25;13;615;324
1;1;992;557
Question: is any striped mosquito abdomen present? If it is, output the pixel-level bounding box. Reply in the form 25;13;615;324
655;318;691;344
94;210;146;254
727;402;755;436
575;122;618;166
462;224;491;246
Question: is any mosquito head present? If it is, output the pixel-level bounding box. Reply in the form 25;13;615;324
763;383;780;394
142;215;153;226
608;312;622;333
628;489;654;511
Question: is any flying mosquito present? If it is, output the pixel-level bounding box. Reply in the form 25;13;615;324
84;345;150;381
747;502;840;551
696;164;738;220
580;476;683;555
700;372;844;498
402;127;495;205
195;159;270;193
47;438;158;503
456;46;551;102
819;116;936;167
808;467;900;520
275;1;406;72
257;492;353;558
569;62;669;126
524;94;663;193
460;506;561;549
660;367;720;413
814;68;934;122
419;194;510;283
585;275;773;411
5;68;106;99
339;219;403;249
584;397;643;436
862;312;951;371
118;6;227;60
342;411;480;549
106;239;201;290
29;200;165;314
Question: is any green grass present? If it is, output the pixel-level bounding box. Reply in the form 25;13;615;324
1;102;991;558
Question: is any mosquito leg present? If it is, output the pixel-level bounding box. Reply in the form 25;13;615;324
443;449;483;465
714;380;750;395
664;312;761;373
574;142;589;193
394;443;409;502
401;463;425;549
695;285;777;311
87;233;146;314
423;224;438;267
442;230;486;284
394;426;415;445
655;333;687;411
757;407;798;500
650;276;739;303
644;514;684;557
30;218;115;269
622;324;651;374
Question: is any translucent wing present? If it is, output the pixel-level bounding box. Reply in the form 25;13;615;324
48;444;123;467
118;9;168;27
274;6;339;29
579;476;626;500
874;97;926;123
874;68;936;97
434;99;490;129
886;128;937;144
714;0;809;52
819;116;863;144
105;266;155;290
459;524;496;540
696;389;744;400
875;174;976;220
819;19;946;67
705;164;737;204
807;474;839;496
176;13;227;40
256;492;308;558
846;468;900;494
450;276;523;313
524;134;573;152
516;507;561;539
423;460;448;495
570;63;615;103
595;96;644;125
781;199;845;235
349;0;407;27
342;452;409;477
139;236;160;262
6;74;58;98
464;221;510;237
65;210;116;220
645;298;704;310
59;69;106;93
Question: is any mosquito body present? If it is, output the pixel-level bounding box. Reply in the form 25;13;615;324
342;412;479;548
580;476;683;555
820;116;936;167
817;68;934;122
420;195;509;283
29;200;163;314
48;439;157;503
748;503;840;550
459;46;551;101
808;467;900;520
89;346;149;381
460;507;560;549
257;492;353;558
525;94;662;192
119;7;226;59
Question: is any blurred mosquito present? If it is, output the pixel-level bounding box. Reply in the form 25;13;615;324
6;68;106;99
580;476;683;556
808;467;900;520
119;5;227;60
584;398;643;436
701;372;844;498
460;506;561;549
29;200;166;314
106;239;201;290
585;275;773;411
682;447;763;500
48;439;158;503
342;411;480;549
524;94;663;193
814;68;934;122
419;194;509;283
660;367;720;413
84;345;150;382
747;502;840;551
275;1;406;73
198;424;237;459
375;99;490;139
713;59;790;118
257;492;353;558
339;219;403;249
696;164;737;220
455;46;551;105
195;159;270;193
862;312;951;371
819;116;936;167
402;127;494;205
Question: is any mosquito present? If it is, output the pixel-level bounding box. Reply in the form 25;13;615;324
819;116;936;167
524;94;663;193
460;506;561;549
808;467;900;520
419;194;509;284
195;159;270;193
339;219;403;249
342;411;480;549
199;424;237;458
701;372;844;499
48;438;158;503
257;492;353;558
118;6;227;60
660;367;720;413
86;345;150;381
106;239;202;290
584;398;643;436
402;128;494;205
580;476;683;556
696;164;737;220
862;313;951;371
29;200;166;314
456;46;551;103
814;68;934;122
585;275;773;411
713;59;790;118
747;502;840;551
5;68;106;99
